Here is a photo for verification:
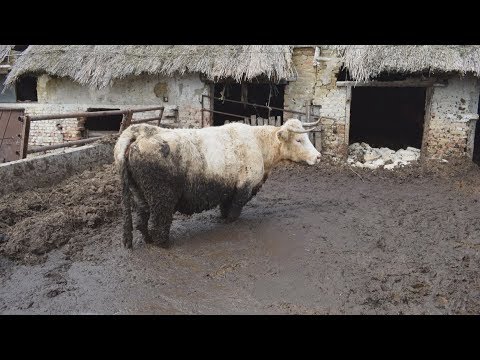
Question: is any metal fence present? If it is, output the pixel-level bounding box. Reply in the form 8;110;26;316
15;106;172;158
201;94;322;149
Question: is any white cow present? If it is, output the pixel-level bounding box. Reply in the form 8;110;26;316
114;118;321;248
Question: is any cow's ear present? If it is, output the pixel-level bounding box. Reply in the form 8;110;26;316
276;128;289;142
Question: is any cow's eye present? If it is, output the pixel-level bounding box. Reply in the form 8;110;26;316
296;139;302;143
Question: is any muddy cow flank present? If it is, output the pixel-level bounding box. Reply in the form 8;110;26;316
114;118;321;248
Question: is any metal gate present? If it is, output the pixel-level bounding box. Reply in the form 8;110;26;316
201;94;322;151
0;107;25;163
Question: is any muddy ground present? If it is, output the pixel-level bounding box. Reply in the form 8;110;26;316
1;159;480;314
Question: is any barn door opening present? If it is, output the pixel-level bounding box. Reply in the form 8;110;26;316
349;87;426;150
212;82;285;126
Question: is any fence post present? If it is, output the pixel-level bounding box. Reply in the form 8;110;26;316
201;95;204;128
19;115;30;159
119;110;133;133
157;107;164;127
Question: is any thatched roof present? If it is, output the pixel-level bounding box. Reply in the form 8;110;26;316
4;45;295;89
0;45;13;63
331;45;480;81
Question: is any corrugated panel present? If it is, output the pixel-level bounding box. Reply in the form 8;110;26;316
0;108;25;163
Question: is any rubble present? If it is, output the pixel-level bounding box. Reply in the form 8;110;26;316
348;142;420;170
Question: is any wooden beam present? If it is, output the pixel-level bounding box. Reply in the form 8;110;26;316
26;106;164;122
27;137;102;154
344;86;352;147
336;80;447;88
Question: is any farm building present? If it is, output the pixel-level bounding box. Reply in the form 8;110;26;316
1;45;480;164
1;45;296;150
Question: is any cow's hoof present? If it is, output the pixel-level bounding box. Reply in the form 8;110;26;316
158;240;173;249
143;234;153;244
224;216;239;224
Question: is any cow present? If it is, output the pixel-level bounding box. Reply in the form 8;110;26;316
114;118;322;249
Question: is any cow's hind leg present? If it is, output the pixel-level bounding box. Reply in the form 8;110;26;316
150;204;175;248
219;198;233;219
130;186;152;244
147;188;178;248
220;186;252;223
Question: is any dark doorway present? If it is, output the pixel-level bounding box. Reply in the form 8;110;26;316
84;108;122;137
473;98;480;165
15;75;37;102
213;82;285;126
12;45;29;52
349;87;426;150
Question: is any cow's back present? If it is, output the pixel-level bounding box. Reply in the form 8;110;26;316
126;123;265;214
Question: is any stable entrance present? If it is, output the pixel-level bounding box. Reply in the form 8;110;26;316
349;87;426;150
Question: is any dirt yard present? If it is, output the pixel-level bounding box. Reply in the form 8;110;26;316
1;158;480;314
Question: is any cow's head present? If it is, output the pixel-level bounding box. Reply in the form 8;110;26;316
276;119;321;165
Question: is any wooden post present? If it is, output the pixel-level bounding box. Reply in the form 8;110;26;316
224;120;230;125
307;104;314;146
157;108;164;127
19;115;30;159
420;86;434;161
257;117;264;126
119;110;133;133
251;115;256;126
276;116;281;127
201;95;204;128
76;116;87;139
315;131;322;152
306;104;311;122
244;117;249;125
174;108;179;123
344;86;352;147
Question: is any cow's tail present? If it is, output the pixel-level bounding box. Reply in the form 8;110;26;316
114;128;137;248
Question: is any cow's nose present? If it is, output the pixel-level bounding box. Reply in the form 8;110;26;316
317;154;322;160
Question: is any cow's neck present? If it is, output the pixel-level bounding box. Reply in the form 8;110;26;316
252;126;282;174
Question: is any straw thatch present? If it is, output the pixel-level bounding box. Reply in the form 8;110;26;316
331;45;480;81
0;45;13;63
4;45;295;89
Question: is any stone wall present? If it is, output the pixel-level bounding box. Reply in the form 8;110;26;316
284;47;347;158
423;76;480;160
0;143;113;195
